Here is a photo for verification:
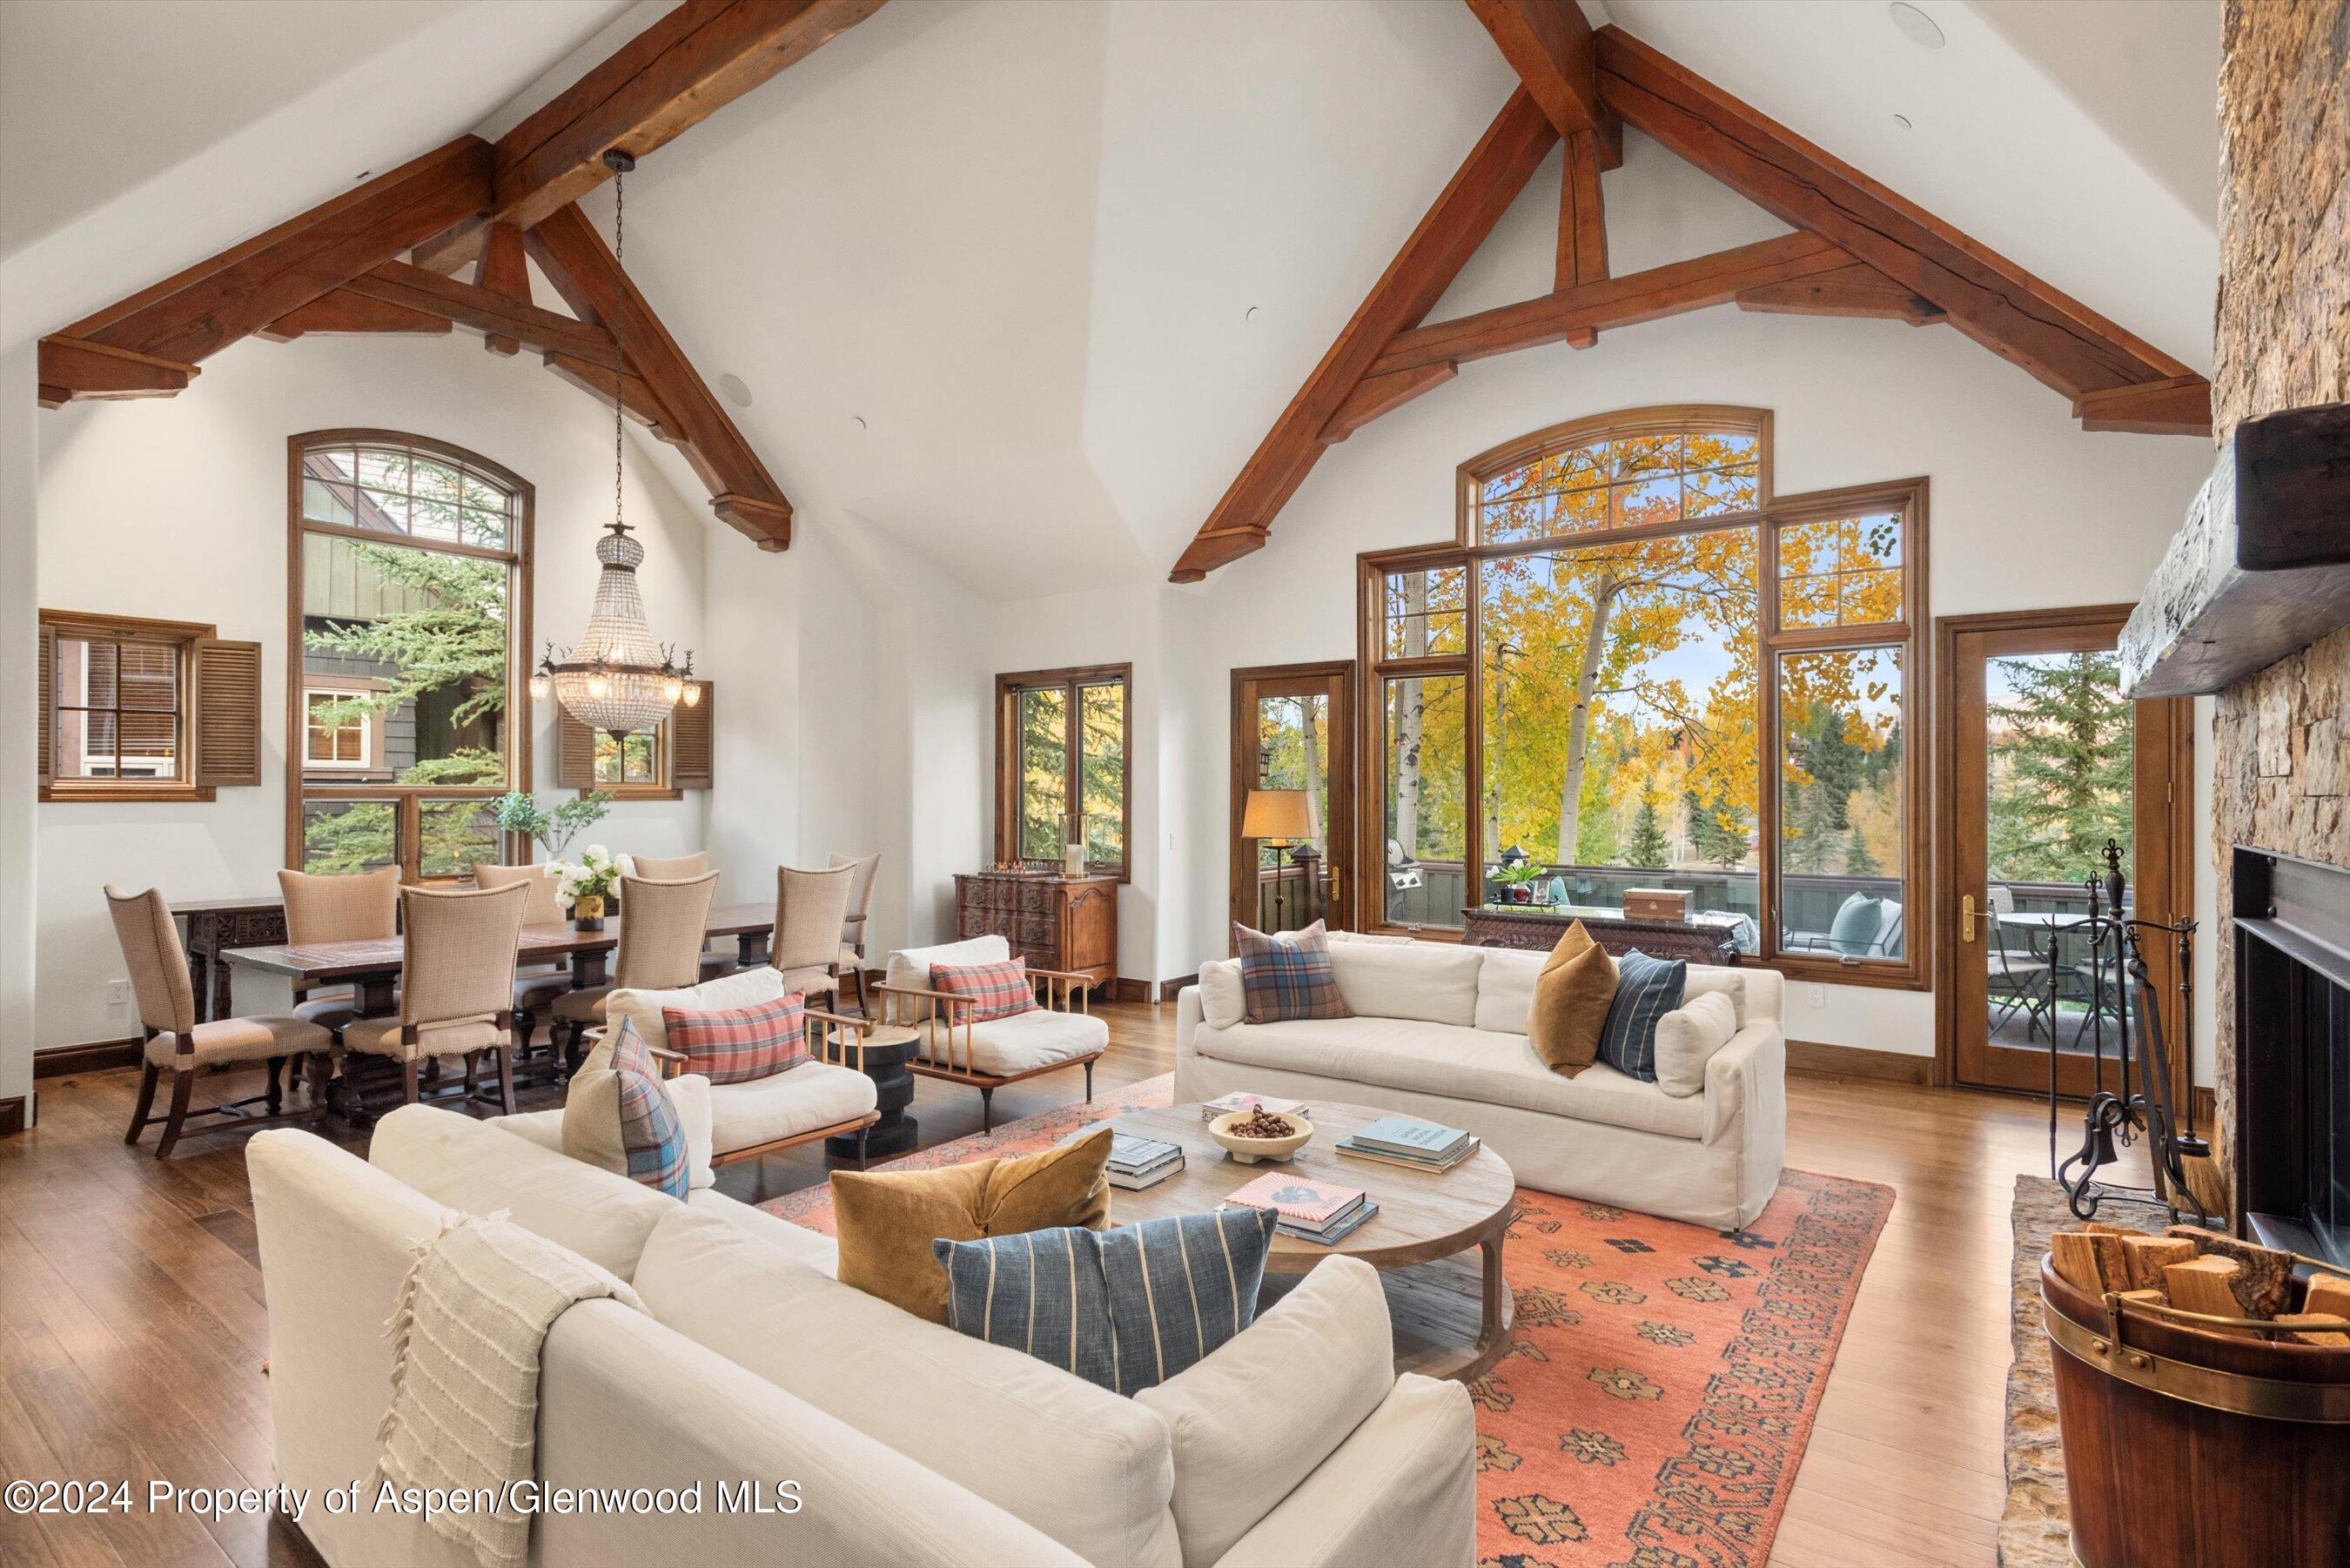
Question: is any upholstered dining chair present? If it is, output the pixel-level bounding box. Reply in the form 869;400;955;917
276;865;400;1033
339;881;532;1112
773;863;855;1001
472;862;567;1052
550;871;719;1062
106;885;332;1156
829;851;881;1013
630;852;739;981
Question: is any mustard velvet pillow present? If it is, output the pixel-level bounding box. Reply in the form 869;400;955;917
830;1129;1114;1323
1528;921;1617;1075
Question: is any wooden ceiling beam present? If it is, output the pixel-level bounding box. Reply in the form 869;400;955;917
1320;363;1460;443
526;202;793;549
36;338;197;409
1369;231;1849;376
1554;128;1609;345
1170;90;1557;581
490;0;888;229
2072;376;2213;436
475;223;531;356
341;260;623;367
1463;0;1622;167
255;290;455;342
1736;261;1944;325
52;137;490;379
542;352;685;444
1593;24;2204;416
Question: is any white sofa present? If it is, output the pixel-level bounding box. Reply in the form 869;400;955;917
250;1105;1474;1568
1175;936;1786;1230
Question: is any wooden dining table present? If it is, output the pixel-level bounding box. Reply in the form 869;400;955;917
218;901;778;1018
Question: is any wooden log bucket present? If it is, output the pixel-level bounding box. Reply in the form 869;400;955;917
2040;1257;2350;1565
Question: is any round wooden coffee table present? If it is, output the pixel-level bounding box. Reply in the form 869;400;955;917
1106;1102;1517;1382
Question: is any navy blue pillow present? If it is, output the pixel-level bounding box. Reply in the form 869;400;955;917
1598;948;1686;1082
933;1207;1279;1395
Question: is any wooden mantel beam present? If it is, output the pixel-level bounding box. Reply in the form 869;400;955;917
1170;90;1557;582
1462;0;1622;166
526;202;793;548
490;0;888;229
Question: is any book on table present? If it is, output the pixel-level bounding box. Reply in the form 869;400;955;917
1344;1115;1473;1162
1199;1092;1309;1122
1222;1172;1375;1243
1335;1135;1480;1174
1108;1156;1183;1190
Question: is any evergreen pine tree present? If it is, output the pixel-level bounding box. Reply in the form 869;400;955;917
1986;651;2132;881
1843;820;1879;876
1624;785;1670;868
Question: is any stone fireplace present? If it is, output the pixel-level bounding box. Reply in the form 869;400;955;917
2231;848;2350;1263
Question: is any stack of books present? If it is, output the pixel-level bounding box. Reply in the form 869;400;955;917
1335;1115;1480;1173
1104;1131;1185;1190
1223;1173;1378;1245
1199;1092;1309;1122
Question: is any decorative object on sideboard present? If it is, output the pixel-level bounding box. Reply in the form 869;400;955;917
531;151;695;740
2118;404;2350;698
1622;887;1691;921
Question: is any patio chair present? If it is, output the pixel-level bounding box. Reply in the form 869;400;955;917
1984;885;2054;1042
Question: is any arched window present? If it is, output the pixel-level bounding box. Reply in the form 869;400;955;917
1363;406;1928;988
287;431;533;881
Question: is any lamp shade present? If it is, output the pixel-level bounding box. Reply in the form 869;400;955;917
1241;787;1314;842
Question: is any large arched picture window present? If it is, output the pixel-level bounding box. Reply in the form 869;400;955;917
286;431;533;880
1363;405;1927;988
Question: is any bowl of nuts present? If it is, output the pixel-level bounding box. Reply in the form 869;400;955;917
1207;1104;1314;1164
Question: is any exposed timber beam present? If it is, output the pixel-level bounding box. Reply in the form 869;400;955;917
342;261;623;367
1462;0;1622;166
1169;90;1557;581
1593;24;2206;421
527;202;793;548
1736;261;1944;325
2072;376;2213;437
37;338;197;409
475;223;531;355
543;352;684;445
490;0;888;229
256;290;455;342
50;137;490;381
1320;363;1460;443
1369;232;1850;377
1554;128;1609;345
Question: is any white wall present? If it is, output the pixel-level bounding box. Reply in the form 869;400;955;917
31;332;720;1051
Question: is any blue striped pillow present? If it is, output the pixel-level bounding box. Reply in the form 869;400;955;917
933;1207;1279;1395
1597;948;1685;1082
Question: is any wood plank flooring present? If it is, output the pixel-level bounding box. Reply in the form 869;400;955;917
0;1002;2132;1566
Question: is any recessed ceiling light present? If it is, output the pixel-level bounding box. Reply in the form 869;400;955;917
1893;113;1914;130
1244;305;1259;322
1887;2;1944;50
852;415;868;431
718;372;753;408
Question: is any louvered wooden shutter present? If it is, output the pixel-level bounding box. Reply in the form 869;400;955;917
672;680;714;789
191;639;263;787
36;624;52;787
555;707;595;788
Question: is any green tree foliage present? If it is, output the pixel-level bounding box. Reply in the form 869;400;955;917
1684;787;1751;868
1986;651;2132;882
1624;784;1670;868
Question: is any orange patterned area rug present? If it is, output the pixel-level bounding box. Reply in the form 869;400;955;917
761;1075;1894;1568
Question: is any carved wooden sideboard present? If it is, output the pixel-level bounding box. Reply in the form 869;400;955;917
1462;903;1742;966
954;872;1118;997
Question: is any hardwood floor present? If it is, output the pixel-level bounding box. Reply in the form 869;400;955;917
0;1002;2135;1567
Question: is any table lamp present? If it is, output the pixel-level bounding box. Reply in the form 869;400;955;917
1242;787;1315;930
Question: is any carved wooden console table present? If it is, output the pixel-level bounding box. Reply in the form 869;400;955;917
954;871;1118;998
1462;903;1742;966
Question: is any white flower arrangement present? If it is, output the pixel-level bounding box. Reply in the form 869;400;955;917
547;844;621;907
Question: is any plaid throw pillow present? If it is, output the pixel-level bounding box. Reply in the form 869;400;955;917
930;958;1039;1022
662;992;809;1084
1597;949;1686;1082
1232;920;1350;1024
608;1018;688;1198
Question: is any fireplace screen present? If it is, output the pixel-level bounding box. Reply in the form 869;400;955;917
2233;848;2350;1267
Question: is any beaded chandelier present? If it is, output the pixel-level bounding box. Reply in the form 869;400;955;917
531;150;694;738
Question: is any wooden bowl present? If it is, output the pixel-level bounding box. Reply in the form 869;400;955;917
1208;1109;1313;1164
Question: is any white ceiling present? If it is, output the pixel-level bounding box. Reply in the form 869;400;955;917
6;0;2224;592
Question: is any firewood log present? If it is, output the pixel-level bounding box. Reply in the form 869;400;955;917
2121;1236;2198;1291
2085;1222;2146;1237
2165;1256;2248;1321
2165;1226;2294;1317
2273;1313;2350;1347
2300;1274;2350;1319
2051;1231;2131;1293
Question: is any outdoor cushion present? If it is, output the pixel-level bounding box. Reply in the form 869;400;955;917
664;990;809;1082
1326;936;1481;1026
958;1008;1108;1076
1652;990;1740;1098
930;957;1041;1022
934;1207;1280;1396
704;1060;877;1156
1527;921;1617;1075
1233;920;1349;1023
830;1129;1112;1322
1597;950;1685;1082
1826;894;1889;956
1189;1015;1707;1140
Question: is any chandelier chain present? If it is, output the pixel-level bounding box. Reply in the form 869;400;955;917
613;159;625;533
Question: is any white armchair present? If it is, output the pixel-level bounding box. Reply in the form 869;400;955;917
877;935;1107;1133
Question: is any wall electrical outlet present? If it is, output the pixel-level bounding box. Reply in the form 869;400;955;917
106;979;132;1016
1806;984;1827;1008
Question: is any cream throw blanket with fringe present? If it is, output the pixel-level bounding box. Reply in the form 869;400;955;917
375;1212;644;1568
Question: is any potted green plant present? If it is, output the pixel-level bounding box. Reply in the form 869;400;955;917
493;789;614;861
548;845;622;930
1492;858;1550;906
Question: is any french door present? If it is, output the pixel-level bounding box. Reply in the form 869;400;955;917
1936;607;2192;1101
1231;663;1354;940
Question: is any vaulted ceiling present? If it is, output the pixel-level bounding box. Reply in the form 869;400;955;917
9;0;2222;595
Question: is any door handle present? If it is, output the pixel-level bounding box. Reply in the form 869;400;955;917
1960;894;1978;943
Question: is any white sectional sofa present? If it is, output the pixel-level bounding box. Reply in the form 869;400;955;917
1175;935;1786;1230
249;1105;1475;1568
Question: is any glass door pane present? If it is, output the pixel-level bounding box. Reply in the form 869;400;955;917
1232;667;1353;940
1015;686;1067;861
1382;673;1466;928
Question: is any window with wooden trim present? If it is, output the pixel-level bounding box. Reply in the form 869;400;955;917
289;432;532;881
1362;407;1929;988
37;610;261;802
995;665;1131;878
552;680;712;798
